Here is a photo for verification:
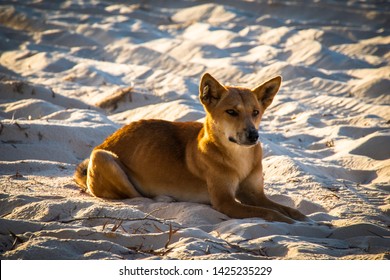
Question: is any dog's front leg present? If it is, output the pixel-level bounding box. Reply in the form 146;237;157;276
236;173;307;222
207;177;294;223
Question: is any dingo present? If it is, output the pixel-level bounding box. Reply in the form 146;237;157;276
74;73;307;223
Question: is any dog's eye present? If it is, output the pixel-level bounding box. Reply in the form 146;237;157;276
253;110;259;117
226;109;239;117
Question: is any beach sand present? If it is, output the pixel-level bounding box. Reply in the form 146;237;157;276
0;0;389;259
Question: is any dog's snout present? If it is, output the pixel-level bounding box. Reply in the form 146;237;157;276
246;128;259;143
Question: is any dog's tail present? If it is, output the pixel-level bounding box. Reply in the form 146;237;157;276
74;159;89;192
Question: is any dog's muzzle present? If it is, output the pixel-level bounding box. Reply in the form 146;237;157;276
229;128;259;146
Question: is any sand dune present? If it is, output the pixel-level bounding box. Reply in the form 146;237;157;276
0;0;389;260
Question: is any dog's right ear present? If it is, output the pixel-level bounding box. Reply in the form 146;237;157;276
199;73;227;107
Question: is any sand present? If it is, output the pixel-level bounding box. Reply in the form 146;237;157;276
0;0;389;260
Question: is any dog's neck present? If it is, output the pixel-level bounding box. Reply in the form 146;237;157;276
200;117;218;145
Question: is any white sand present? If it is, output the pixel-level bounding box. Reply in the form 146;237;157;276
0;0;389;260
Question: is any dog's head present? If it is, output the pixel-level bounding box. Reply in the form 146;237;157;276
199;73;281;147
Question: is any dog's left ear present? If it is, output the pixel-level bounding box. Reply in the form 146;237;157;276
252;76;282;110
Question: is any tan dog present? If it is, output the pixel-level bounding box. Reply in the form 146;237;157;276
74;73;307;223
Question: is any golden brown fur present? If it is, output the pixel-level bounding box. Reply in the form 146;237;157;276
74;73;307;223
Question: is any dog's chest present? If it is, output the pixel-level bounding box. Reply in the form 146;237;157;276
229;148;257;180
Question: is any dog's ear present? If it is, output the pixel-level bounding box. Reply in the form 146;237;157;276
199;73;227;107
252;76;281;110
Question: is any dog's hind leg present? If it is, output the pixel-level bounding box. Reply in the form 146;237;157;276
86;149;142;199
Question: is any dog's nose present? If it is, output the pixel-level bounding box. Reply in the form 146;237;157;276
246;128;259;143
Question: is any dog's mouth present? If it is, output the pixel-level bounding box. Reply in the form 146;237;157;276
228;136;258;147
228;136;238;144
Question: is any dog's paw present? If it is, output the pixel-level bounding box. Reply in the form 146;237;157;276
267;210;295;224
280;206;307;222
